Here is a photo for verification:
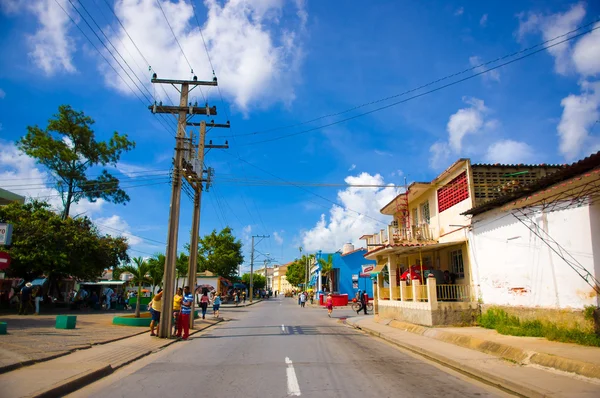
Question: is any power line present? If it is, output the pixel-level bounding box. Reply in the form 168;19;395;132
0;168;170;183
95;221;166;245
2;173;170;191
233;22;600;145
24;180;169;199
55;0;176;137
218;150;390;226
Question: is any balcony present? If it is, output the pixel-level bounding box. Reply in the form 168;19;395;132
365;223;434;248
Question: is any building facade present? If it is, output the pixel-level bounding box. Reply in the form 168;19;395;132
464;151;600;328
361;159;563;326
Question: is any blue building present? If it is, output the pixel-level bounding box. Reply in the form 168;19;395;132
310;245;375;300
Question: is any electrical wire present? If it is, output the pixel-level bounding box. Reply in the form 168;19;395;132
155;0;206;104
95;222;167;245
54;0;176;137
236;23;600;145
2;173;171;190
23;180;169;198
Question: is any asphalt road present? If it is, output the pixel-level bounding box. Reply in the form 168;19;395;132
70;297;510;398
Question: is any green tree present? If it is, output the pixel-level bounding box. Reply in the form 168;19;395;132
241;273;266;290
286;260;305;287
0;201;129;295
120;257;151;318
194;227;244;280
146;253;165;293
175;252;189;288
318;254;334;293
18;105;135;219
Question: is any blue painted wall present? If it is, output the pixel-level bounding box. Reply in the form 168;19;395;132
316;249;375;299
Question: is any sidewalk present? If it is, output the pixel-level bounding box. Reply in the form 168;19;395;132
0;318;222;398
0;312;147;373
346;316;600;397
220;298;262;308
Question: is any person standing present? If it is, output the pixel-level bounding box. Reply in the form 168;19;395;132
299;292;306;308
212;292;222;318
33;287;42;315
326;293;333;317
199;291;210;319
149;289;163;337
19;282;33;315
104;287;114;310
173;288;183;336
177;286;193;340
242;290;246;304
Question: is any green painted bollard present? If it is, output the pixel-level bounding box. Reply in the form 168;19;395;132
56;315;77;329
0;322;7;335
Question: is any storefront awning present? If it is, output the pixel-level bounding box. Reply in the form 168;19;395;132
370;263;387;276
308;274;317;286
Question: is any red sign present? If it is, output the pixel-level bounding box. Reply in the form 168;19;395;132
0;252;10;270
360;264;374;277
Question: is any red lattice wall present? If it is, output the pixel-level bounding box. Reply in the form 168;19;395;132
437;171;469;213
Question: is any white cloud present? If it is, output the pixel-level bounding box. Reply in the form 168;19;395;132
486;140;535;164
454;7;464;16
273;231;283;245
0;88;5;99
101;0;307;111
28;0;76;75
301;172;398;252
557;81;600;161
348;164;356;171
390;170;403;177
516;3;586;75
480;14;488;27
429;141;451;170
374;150;393;157
95;214;143;246
572;22;600;77
447;97;489;152
117;162;165;178
0;141;105;215
469;55;500;82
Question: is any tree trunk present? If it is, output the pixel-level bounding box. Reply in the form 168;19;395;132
63;184;73;220
135;282;142;318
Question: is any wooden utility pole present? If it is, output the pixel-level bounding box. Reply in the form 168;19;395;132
149;75;217;339
185;120;228;329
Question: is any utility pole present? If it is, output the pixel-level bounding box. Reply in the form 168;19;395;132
149;75;218;339
184;121;228;329
249;235;269;302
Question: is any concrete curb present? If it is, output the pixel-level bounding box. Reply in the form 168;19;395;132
382;319;600;380
21;319;224;398
345;319;541;398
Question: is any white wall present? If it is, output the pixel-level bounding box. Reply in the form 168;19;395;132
469;204;599;310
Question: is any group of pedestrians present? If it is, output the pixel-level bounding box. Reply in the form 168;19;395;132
17;282;43;315
148;286;224;340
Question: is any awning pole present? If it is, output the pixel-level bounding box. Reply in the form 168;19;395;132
419;249;424;284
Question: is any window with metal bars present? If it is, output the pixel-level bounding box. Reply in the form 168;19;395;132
437;171;469;213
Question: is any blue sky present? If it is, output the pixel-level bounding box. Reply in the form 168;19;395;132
1;0;599;273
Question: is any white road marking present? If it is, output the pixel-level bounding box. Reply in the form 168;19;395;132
281;324;286;332
285;357;301;396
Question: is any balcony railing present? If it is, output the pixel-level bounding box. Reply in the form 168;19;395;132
364;223;435;248
437;284;472;302
379;287;390;299
402;285;413;301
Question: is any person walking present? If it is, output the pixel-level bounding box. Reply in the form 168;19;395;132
19;282;33;315
326;293;333;317
299;291;307;308
199;291;210;319
104;287;114;310
234;291;240;307
357;290;368;315
177;286;193;340
173;287;183;336
149;289;163;337
212;292;222;318
242;290;246;304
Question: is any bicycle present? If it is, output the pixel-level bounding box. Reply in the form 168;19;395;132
351;301;373;313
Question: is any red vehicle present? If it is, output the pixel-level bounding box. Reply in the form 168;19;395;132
400;265;432;284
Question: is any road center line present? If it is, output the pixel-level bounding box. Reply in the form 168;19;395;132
285;357;301;396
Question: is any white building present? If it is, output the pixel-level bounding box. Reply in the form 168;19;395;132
464;151;600;326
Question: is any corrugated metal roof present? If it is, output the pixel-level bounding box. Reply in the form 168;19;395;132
471;163;566;168
464;151;600;216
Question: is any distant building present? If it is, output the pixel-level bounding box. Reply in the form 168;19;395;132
0;187;25;206
273;263;293;293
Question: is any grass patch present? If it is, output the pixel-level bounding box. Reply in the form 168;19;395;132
478;308;600;347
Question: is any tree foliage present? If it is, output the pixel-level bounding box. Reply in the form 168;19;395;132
241;273;265;290
0;201;129;282
286;259;305;287
120;257;151;318
318;254;334;293
146;253;165;292
194;227;244;280
18;105;135;219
